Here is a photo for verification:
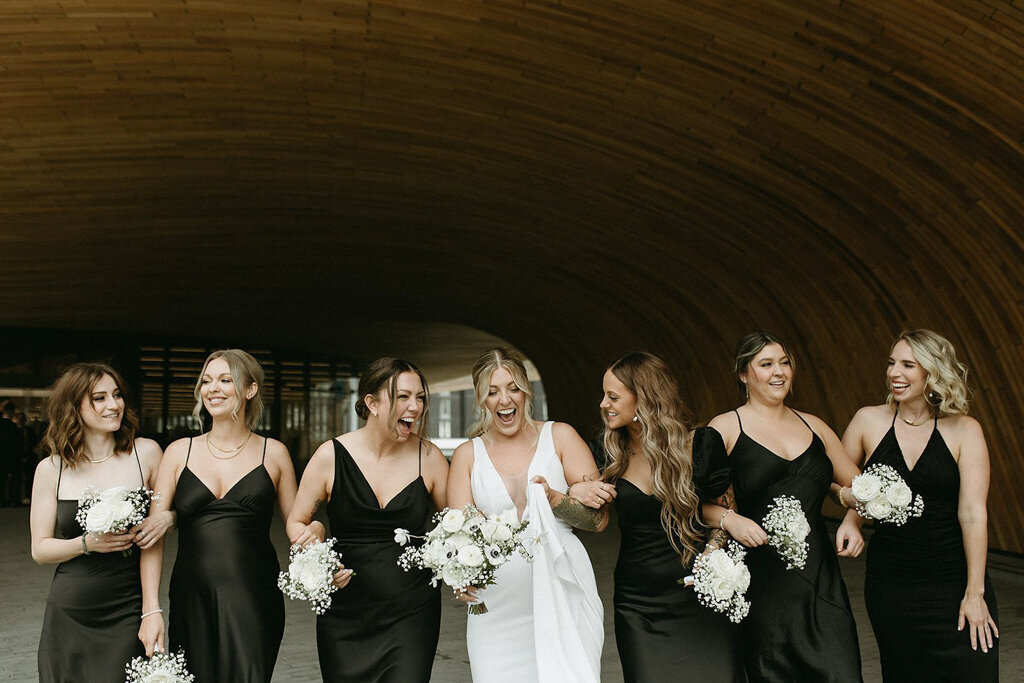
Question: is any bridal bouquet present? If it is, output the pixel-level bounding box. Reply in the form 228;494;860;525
124;650;195;683
851;463;924;526
688;541;751;623
762;495;811;570
395;504;532;614
76;485;158;536
278;538;344;615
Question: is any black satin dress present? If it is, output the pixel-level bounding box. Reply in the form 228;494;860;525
168;438;284;683
613;427;746;683
864;414;998;681
727;411;862;682
316;439;441;682
38;453;146;682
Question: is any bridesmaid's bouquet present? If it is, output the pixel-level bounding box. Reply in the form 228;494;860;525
76;485;159;549
762;495;811;570
278;538;344;615
395;504;532;614
124;650;195;683
687;541;751;623
851;463;924;525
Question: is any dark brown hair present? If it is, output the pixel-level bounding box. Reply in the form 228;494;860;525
43;363;138;468
733;331;794;393
356;358;430;439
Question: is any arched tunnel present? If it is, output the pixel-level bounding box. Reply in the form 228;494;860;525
1;1;1022;554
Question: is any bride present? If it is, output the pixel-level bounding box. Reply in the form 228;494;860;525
446;348;606;682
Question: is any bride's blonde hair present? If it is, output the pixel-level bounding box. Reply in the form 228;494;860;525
601;352;703;566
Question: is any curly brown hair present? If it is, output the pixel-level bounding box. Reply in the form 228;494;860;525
43;363;138;468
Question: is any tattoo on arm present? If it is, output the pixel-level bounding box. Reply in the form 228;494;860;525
552;495;603;531
310;498;323;518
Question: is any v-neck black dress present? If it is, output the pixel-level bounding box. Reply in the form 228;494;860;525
728;411;862;683
316;439;441;682
864;415;999;681
168;438;284;683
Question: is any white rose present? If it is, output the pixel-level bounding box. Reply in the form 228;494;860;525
422;540;443;567
290;555;325;592
484;543;506;565
498;508;519;527
141;671;176;683
732;562;751;593
865;497;893;520
885;482;913;508
100;486;129;504
441;566;464;589
851;473;883;502
709;574;737;602
492;524;513;543
440;509;466;533
394;528;410;546
786;515;810;541
457;545;485;567
113;499;136;522
449;533;473;550
85;501;116;532
479;520;499;542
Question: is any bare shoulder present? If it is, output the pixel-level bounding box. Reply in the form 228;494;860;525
707;411;739;439
163;437;194;460
852;404;892;425
308;438;337;464
35;454;61;480
550;421;584;444
134;437;163;460
794;410;837;434
451;439;475;467
419;439;450;474
263;437;293;466
941;414;985;443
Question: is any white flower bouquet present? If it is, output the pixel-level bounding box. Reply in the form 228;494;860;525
851;463;924;526
76;485;159;554
762;495;811;570
277;538;344;615
124;650;195;683
688;541;751;623
395;504;532;614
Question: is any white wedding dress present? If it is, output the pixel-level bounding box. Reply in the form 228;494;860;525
467;421;603;682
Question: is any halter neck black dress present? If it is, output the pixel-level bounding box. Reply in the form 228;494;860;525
316;439;441;682
727;411;862;682
169;437;284;683
38;449;146;682
864;413;999;681
613;427;746;683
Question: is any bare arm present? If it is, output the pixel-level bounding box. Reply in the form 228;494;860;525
267;439;298;523
421;440;450;513
956;418;998;652
134;438;175;551
446;441;475;510
538;423;608;532
285;441;333;545
29;457;84;564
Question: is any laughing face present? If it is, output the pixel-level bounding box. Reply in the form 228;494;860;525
741;343;793;403
485;366;527;436
887;339;928;403
386;371;425;441
600;369;637;429
79;373;124;434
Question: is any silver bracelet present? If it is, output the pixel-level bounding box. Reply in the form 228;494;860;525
81;535;91;555
719;509;733;530
141;608;164;621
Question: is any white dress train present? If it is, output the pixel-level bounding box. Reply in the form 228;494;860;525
467;421;603;683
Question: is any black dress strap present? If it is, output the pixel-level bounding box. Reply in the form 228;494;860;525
891;411;899;427
418;439;423;477
55;459;64;498
134;442;144;486
790;409;815;435
184;438;193;466
733;409;744;432
261;436;268;464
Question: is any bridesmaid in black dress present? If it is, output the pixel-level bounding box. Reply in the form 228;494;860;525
286;358;449;682
31;363;167;682
571;352;744;682
703;332;865;682
140;350;300;682
841;330;998;680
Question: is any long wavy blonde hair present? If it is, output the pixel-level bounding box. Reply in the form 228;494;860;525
601;352;703;566
467;347;538;439
887;329;971;415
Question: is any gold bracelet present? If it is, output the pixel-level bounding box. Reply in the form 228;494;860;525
838;486;850;508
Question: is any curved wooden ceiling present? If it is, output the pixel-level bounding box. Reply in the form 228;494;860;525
1;1;1022;550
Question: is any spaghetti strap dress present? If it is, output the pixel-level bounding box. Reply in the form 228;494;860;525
864;413;998;681
168;437;284;683
38;448;147;682
613;426;746;682
726;411;862;682
316;439;441;682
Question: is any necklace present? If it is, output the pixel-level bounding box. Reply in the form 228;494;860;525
207;431;253;453
85;451;116;464
897;407;931;427
206;431;252;460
